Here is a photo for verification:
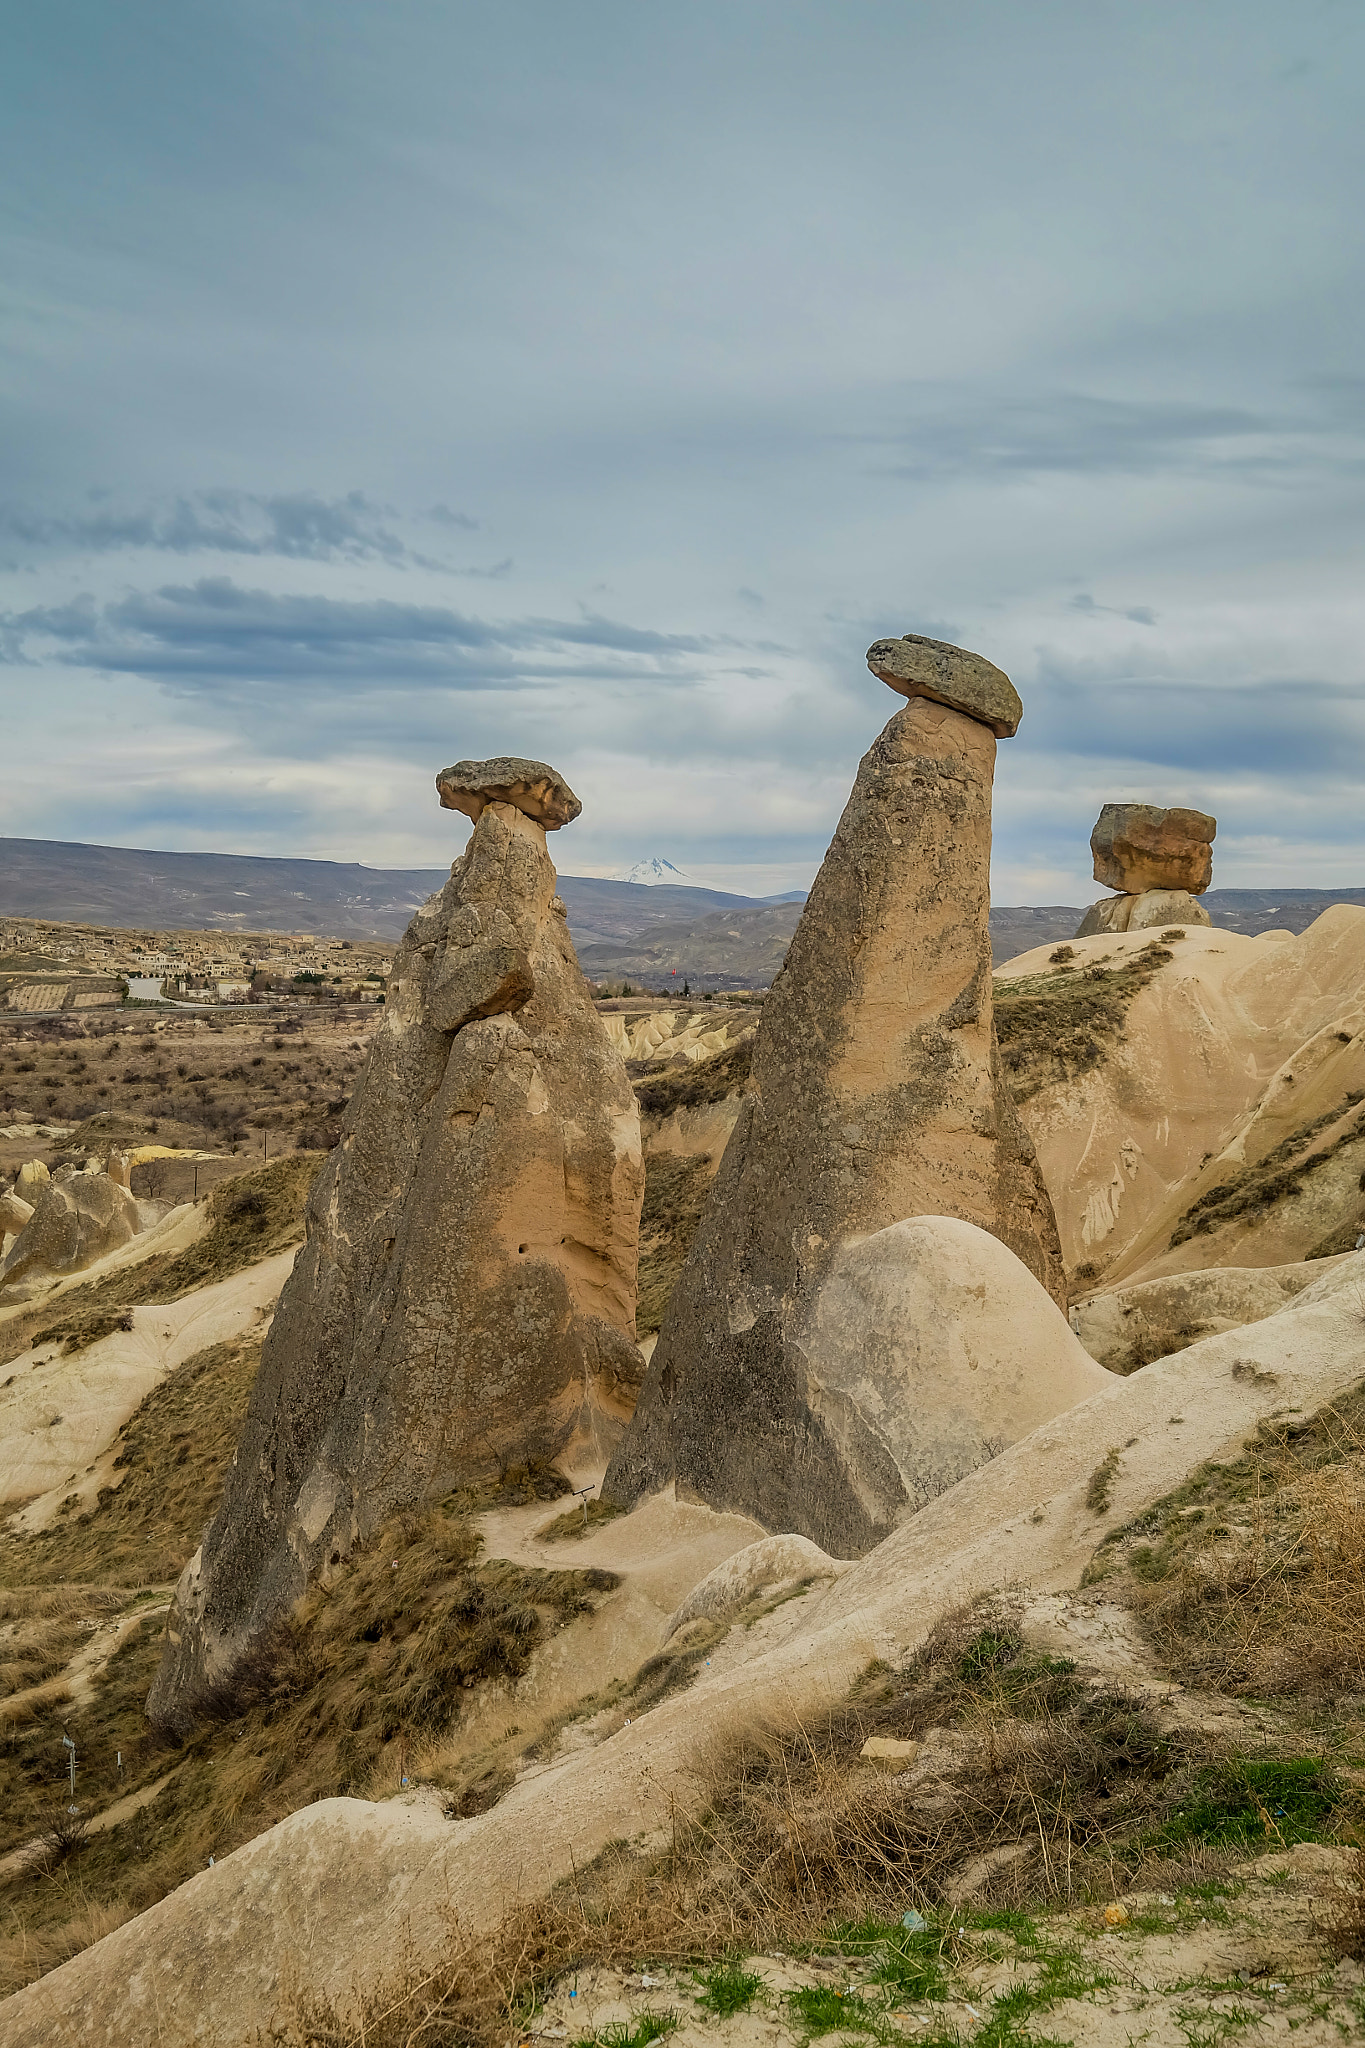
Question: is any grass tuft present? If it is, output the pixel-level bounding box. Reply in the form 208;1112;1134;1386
695;1964;766;2017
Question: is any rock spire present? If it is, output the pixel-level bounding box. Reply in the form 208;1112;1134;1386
150;760;643;1723
602;644;1068;1555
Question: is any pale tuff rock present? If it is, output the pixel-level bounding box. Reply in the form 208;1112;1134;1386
664;1532;847;1639
1091;803;1215;895
1075;887;1212;938
24;1255;1365;2048
0;1166;141;1294
601;1009;755;1066
1071;1257;1351;1374
0;1187;34;1236
149;773;643;1724
866;633;1023;737
604;681;1068;1555
15;1159;49;1202
436;755;582;830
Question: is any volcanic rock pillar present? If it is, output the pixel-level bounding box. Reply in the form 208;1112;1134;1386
150;757;644;1724
603;637;1067;1554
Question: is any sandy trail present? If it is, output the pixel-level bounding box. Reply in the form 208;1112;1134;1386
0;1769;178;1887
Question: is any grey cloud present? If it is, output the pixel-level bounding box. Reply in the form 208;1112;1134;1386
1017;664;1365;781
0;577;722;695
0;491;455;569
1069;594;1158;625
861;387;1365;485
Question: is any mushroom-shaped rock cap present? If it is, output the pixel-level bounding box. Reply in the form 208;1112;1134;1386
866;633;1022;738
436;756;582;830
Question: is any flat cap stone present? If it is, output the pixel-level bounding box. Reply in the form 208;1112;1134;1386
436;756;582;831
866;633;1022;738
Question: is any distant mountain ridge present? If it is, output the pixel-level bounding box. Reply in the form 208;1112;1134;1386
0;839;1359;988
0;836;793;950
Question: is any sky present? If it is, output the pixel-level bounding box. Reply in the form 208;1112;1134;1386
2;0;1363;903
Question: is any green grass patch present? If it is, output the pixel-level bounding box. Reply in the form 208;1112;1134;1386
789;1983;879;2036
695;1963;766;2016
1153;1758;1339;1852
574;2015;681;2048
828;1915;949;2002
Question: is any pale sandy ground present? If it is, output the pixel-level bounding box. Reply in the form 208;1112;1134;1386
995;909;1365;1281
7;1248;1364;2047
517;1842;1364;2048
0;1248;295;1526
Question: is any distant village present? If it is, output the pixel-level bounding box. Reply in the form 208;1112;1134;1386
0;916;393;1015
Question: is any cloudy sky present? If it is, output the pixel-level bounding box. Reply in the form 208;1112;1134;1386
3;1;1363;901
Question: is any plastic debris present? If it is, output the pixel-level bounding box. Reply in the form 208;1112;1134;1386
640;1975;665;1988
1104;1904;1130;1927
902;1910;929;1933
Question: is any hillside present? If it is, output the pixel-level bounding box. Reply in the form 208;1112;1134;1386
0;838;792;949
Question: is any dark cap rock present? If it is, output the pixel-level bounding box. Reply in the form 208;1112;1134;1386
436;756;582;831
866;634;1022;738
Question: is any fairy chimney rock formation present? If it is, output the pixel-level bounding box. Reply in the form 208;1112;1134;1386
150;758;643;1724
602;640;1068;1555
1076;803;1216;937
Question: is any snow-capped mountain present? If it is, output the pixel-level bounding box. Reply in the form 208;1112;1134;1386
618;856;693;886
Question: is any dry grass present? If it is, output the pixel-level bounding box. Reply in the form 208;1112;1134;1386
270;1621;1251;2048
1097;1379;1365;1697
635;1152;713;1338
1317;1841;1365;1960
633;1035;754;1121
0;1887;136;1996
0;1331;266;1591
994;943;1174;1103
1169;1095;1365;1248
0;1493;623;1996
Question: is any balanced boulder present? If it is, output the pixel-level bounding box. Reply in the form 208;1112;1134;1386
149;761;643;1722
1091;803;1215;894
436;755;582;830
1077;804;1216;939
603;648;1068;1555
